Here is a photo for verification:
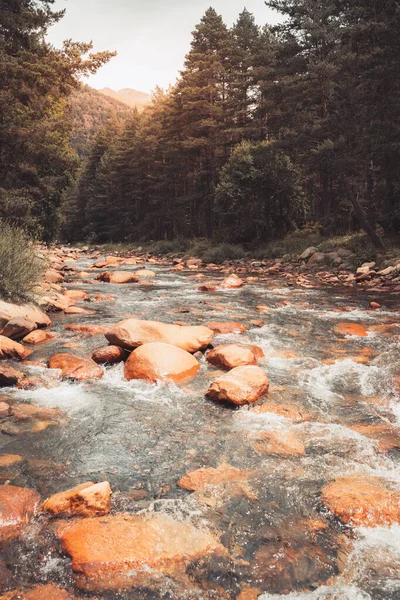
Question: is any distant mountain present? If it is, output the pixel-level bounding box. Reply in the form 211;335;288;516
98;87;151;109
69;85;132;158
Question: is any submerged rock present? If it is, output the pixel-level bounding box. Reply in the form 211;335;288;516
0;485;40;538
179;463;253;491
48;353;104;381
207;344;264;369
106;318;214;353
124;342;200;383
206;366;269;406
0;584;75;599
57;513;224;591
0;336;31;360
322;474;400;527
206;322;247;334
253;429;306;457
334;322;368;337
43;481;111;517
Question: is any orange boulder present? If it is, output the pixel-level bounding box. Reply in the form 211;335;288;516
206;365;269;406
0;336;31;360
0;317;37;341
207;344;263;370
219;274;244;289
48;353;104;381
124;343;200;384
106;318;213;353
322;475;400;527
43;481;111;517
96;271;138;284
57;513;224;591
0;365;25;387
92;345;128;364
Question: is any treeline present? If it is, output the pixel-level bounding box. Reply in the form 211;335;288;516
0;0;114;241
65;2;400;246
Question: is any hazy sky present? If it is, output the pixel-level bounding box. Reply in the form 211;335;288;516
47;0;281;93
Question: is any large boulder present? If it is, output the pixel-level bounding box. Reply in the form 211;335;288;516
0;336;31;360
96;271;138;284
299;247;318;261
322;475;400;527
43;482;111;518
124;343;200;384
206;365;269;406
57;513;224;591
0;317;37;341
207;344;264;370
0;300;51;330
106;318;214;353
48;353;104;381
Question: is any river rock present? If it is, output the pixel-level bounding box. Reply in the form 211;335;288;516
299;247;318;261
96;271;138;284
0;317;37;341
124;343;200;383
43;482;111;517
44;269;64;284
0;300;51;330
179;463;253;491
253;429;305;456
308;252;326;266
48;353;104;381
63;290;89;302
0;485;40;538
92;345;128;364
0;402;11;418
0;454;22;467
207;344;264;370
322;475;400;527
22;329;56;345
0;365;25;387
206;365;269;406
220;274;244;289
135;269;156;279
206;321;247;334
57;513;224;591
65;324;106;336
334;322;368;337
0;336;31;360
106;318;214;353
0;584;76;600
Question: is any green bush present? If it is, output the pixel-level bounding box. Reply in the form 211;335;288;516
150;238;190;255
0;221;45;302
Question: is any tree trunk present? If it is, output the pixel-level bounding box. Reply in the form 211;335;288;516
342;176;386;253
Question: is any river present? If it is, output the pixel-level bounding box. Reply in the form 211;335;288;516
0;253;399;599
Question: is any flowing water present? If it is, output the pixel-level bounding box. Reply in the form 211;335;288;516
0;255;399;599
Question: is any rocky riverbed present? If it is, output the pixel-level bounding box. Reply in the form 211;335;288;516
0;247;399;599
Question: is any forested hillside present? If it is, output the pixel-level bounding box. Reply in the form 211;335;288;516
65;3;400;246
69;86;132;158
0;0;114;241
98;87;151;110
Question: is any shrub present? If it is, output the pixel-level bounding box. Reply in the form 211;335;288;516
0;221;45;302
202;244;246;264
150;238;190;255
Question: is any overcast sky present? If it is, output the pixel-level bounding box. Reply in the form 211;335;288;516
47;0;282;93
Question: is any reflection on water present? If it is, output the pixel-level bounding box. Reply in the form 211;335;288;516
0;256;399;599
